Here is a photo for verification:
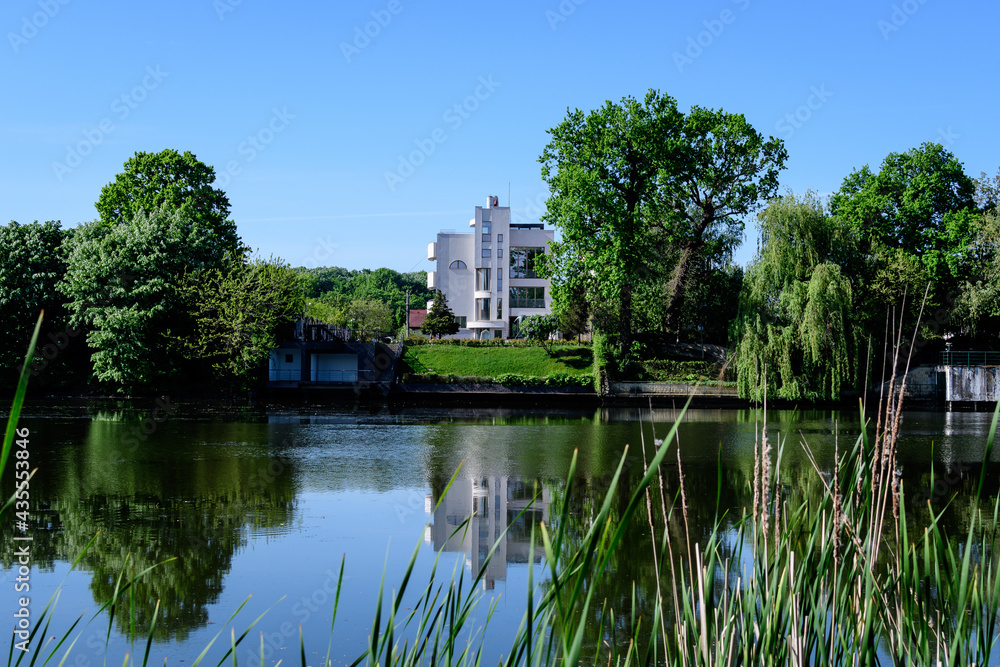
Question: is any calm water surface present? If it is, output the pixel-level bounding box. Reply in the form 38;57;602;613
1;401;997;664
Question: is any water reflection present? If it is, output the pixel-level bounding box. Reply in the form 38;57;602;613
1;402;997;661
1;414;297;641
428;476;549;589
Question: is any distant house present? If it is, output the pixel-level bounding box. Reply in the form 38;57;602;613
408;308;427;335
426;195;554;339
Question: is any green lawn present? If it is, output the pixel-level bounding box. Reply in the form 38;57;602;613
401;344;593;379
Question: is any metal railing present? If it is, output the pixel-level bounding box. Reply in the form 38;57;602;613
941;351;1000;366
269;369;377;383
310;370;376;382
509;298;545;309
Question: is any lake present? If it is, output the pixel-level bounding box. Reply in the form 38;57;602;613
2;400;998;664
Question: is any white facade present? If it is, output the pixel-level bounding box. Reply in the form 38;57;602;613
427;196;554;339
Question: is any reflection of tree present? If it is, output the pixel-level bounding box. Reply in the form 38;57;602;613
0;414;298;641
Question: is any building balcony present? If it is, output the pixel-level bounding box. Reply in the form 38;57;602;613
509;298;545;309
427;242;437;261
427;271;436;289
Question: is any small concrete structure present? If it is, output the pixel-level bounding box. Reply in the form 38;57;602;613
940;365;1000;403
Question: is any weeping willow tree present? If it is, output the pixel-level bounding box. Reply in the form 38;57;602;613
733;192;860;401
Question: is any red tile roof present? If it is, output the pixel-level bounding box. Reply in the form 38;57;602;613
408;309;427;328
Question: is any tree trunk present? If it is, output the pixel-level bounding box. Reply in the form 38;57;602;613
662;209;712;334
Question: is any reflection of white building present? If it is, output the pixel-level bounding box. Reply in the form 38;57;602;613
427;476;549;589
426;196;554;339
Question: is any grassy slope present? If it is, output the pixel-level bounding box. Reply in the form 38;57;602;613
401;345;593;378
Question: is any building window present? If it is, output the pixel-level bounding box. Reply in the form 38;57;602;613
482;233;491;242
483;220;491;234
497;248;503;258
284;354;293;363
497;278;502;291
481;248;491;258
510;247;544;278
476;268;491;291
497;298;502;319
454;316;467;328
476;298;491;321
449;260;467;269
510;287;545;308
498;234;503;243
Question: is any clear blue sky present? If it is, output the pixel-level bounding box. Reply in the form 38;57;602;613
3;0;997;272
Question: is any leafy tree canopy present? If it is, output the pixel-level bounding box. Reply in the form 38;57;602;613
829;142;977;289
0;220;69;380
540;90;786;345
180;254;304;391
60;205;232;391
734;192;858;401
96;149;241;258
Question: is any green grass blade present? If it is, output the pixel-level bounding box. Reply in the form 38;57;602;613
1;311;43;480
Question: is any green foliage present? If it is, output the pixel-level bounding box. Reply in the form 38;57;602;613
95;149;241;258
830;142;978;302
345;297;395;333
421;289;460;339
0;221;69;382
955;210;1000;344
179;255;304;391
60;205;232;392
540;90;786;343
518;314;559;342
296;266;432;330
734;192;858;401
638;358;731;383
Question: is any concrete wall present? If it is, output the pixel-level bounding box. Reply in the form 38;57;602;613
943;366;1000;402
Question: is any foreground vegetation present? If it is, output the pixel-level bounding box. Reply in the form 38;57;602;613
7;318;1000;665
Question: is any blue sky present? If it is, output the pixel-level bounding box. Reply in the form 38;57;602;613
3;0;997;272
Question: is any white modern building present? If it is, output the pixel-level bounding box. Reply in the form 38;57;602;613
426;195;554;339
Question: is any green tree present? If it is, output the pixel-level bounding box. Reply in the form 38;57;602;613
656;107;787;333
180;255;304;391
0;221;69;383
60;205;232;391
519;314;560;352
955;210;1000;344
830;142;978;303
346;297;395;335
96;149;241;258
733;192;858;401
539;90;683;343
421;290;460;339
540;90;785;349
